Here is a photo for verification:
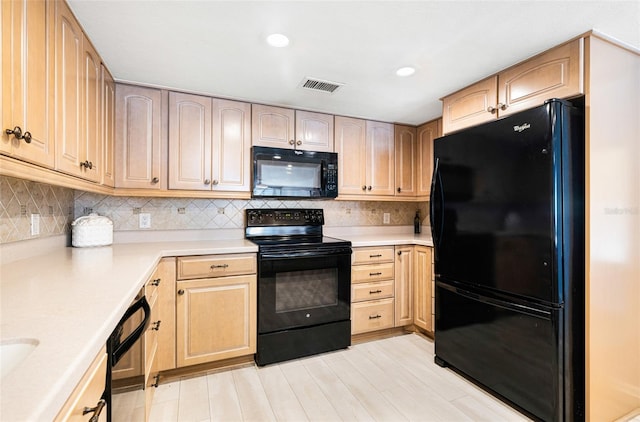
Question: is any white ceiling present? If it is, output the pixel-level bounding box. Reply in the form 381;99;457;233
68;1;640;126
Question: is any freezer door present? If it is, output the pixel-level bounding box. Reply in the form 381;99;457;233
435;282;563;421
431;103;561;304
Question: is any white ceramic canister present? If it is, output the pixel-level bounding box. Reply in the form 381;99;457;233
71;213;113;247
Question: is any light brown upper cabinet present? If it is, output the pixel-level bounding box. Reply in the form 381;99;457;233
394;125;417;197
115;84;166;190
101;65;115;187
54;1;101;182
1;0;55;168
252;104;334;152
442;38;583;134
168;92;251;192
336;117;395;197
416;118;441;198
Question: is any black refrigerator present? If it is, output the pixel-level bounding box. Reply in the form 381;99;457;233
430;98;585;421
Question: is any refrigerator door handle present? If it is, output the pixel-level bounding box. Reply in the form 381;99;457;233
430;157;444;247
439;282;552;320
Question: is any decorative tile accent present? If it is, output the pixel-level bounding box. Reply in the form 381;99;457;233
74;193;429;232
0;176;74;244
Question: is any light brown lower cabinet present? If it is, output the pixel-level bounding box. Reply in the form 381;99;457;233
413;246;433;333
55;347;107;422
176;254;257;367
394;245;414;327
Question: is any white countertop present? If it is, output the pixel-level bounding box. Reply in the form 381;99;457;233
0;227;432;421
0;239;257;422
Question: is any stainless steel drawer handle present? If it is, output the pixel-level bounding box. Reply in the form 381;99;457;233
369;272;382;276
151;320;161;331
368;314;382;320
210;264;229;269
83;399;106;422
150;278;161;286
369;289;382;294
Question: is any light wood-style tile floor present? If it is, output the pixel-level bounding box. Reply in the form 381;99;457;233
113;333;533;421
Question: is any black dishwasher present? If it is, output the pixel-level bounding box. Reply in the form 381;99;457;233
103;295;150;422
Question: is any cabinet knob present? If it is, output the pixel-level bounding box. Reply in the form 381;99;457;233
397;187;401;193
397;251;402;256
151;374;160;388
178;289;185;295
151;177;159;184
498;102;508;111
150;278;161;286
362;185;367;191
204;179;211;185
80;160;93;170
367;186;372;191
289;139;295;145
487;105;498;114
5;126;31;143
296;140;302;146
212;179;219;185
151;320;161;331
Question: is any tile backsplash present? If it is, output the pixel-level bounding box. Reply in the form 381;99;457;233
74;193;428;231
0;176;75;243
0;174;428;244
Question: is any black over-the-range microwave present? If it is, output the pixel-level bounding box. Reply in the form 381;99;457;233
251;146;338;198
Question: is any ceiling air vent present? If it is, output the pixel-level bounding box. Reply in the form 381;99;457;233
300;77;344;94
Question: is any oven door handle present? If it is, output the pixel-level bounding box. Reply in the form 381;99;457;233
111;296;151;366
260;247;351;260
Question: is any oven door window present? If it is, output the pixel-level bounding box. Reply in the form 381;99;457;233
259;251;350;333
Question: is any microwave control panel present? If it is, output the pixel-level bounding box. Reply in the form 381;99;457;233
326;164;338;194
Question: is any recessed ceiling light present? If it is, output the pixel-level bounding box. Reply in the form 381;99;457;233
266;33;290;48
396;66;416;77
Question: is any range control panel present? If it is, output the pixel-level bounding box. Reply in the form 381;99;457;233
246;209;324;226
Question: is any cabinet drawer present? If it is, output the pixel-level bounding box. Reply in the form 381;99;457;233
352;298;394;334
177;253;256;280
352;247;394;264
352;262;394;283
352;280;394;302
144;271;162;303
55;348;107;421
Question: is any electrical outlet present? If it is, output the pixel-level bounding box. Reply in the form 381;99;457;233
139;213;151;229
383;213;390;224
31;214;40;236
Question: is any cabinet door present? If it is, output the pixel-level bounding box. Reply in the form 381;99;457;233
81;39;101;182
101;65;115;187
295;110;334;152
251;104;294;148
168;92;212;190
54;1;84;178
416;119;441;197
394;246;414;326
413;246;432;332
176;274;256;367
211;99;251;191
1;0;55;168
442;76;497;135
365;120;395;195
394;124;416;196
335;116;366;195
115;84;165;189
156;257;176;372
498;38;583;117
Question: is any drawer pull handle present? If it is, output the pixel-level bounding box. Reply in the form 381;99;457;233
83;399;106;422
369;289;382;294
151;320;161;331
210;264;229;269
151;374;160;388
369;272;382;276
369;254;382;258
369;314;382;320
150;278;161;286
